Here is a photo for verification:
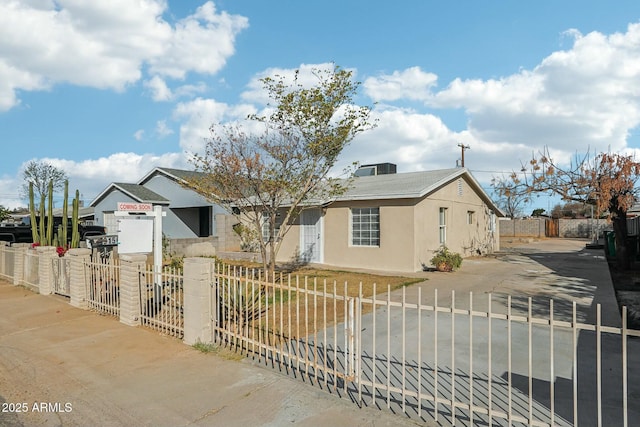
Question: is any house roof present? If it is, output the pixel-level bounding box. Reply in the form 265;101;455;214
137;167;205;186
90;183;169;207
333;168;504;216
337;168;465;200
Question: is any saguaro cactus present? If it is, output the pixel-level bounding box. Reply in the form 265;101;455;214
62;180;68;247
71;190;80;249
28;182;39;244
46;180;53;246
38;192;45;245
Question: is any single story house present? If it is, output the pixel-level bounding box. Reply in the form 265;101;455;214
273;166;504;273
90;167;238;254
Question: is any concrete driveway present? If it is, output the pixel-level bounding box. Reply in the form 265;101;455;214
315;239;639;426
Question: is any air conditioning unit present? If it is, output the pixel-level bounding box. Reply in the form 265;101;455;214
354;162;397;177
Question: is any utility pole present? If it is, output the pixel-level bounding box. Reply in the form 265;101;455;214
457;143;470;167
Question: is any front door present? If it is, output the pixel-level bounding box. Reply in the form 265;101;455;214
300;209;322;263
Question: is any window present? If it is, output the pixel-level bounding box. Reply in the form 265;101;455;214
351;207;380;246
262;211;282;242
467;210;475;225
439;207;447;244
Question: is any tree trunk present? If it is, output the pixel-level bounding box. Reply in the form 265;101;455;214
611;209;631;270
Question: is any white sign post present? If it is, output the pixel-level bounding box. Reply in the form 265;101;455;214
115;203;166;285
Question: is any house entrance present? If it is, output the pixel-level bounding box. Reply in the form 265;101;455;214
301;209;322;263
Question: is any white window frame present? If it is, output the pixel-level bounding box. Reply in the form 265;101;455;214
439;207;447;245
351;207;380;247
262;211;282;242
467;210;475;225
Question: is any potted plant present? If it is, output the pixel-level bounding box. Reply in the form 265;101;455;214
430;246;463;272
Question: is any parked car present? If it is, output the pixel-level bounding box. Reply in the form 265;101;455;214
0;217;106;244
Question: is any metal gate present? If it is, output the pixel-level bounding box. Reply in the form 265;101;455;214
210;265;357;387
351;288;639;426
84;258;120;316
208;266;639;426
138;265;184;338
51;257;71;297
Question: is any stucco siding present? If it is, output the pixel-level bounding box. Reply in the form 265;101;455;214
414;177;497;270
275;214;301;264
321;200;416;272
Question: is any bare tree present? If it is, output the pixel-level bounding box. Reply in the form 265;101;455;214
21;161;68;203
491;175;529;218
186;65;374;277
494;148;640;269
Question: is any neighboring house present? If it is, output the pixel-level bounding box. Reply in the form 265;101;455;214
273;166;504;273
91;167;237;253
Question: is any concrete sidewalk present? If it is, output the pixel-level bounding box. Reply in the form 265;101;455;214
0;281;423;427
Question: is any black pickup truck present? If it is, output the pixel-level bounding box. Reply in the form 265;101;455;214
0;217;106;244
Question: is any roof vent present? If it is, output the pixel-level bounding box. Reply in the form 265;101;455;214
354;162;397;177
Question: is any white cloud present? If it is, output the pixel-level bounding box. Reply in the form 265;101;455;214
172;97;256;154
41;153;187;203
148;1;248;79
144;76;207;102
356;22;640;173
144;76;172;101
155;120;174;137
337;107;462;174
0;0;248;111
0;152;191;208
134;129;145;141
241;62;343;105
430;23;640;157
363;67;438;102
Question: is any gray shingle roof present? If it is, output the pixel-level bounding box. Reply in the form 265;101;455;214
337;168;465;201
138;167;205;185
110;183;169;204
330;167;503;216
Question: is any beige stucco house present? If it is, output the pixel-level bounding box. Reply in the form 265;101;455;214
274;167;503;273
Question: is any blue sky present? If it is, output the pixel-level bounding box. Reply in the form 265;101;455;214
2;1;640;214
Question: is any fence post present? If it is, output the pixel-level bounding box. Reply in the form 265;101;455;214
67;248;91;309
12;244;29;286
0;243;6;279
183;257;213;346
119;253;146;326
36;246;57;295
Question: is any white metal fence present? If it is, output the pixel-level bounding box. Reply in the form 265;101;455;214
210;265;358;388
85;258;120;316
139;265;184;338
209;269;640;427
1;243;637;426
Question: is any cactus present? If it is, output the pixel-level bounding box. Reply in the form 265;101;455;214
46;180;53;246
38;192;45;245
62;180;68;248
54;225;64;248
28;182;39;244
71;190;80;248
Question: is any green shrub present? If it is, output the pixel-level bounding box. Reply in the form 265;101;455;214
430;246;463;272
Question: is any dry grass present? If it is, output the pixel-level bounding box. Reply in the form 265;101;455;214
215;260;425;344
217;260;424;298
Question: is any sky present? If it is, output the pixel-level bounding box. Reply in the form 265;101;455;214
2;0;640;215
